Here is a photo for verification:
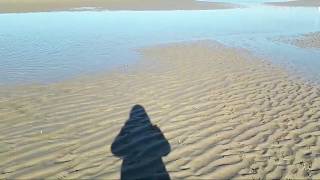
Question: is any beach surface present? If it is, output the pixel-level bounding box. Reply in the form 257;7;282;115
278;32;320;49
0;0;234;13
1;41;320;179
267;0;320;7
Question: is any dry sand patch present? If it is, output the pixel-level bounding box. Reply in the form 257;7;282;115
0;41;320;179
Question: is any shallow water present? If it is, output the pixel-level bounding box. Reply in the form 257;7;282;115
0;5;320;85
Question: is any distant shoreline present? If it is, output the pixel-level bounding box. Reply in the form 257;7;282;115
267;0;320;7
0;0;235;14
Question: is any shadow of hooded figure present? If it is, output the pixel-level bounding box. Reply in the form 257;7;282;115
111;105;171;180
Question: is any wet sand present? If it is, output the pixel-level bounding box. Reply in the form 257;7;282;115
0;0;234;13
1;41;320;179
279;32;320;49
267;0;320;7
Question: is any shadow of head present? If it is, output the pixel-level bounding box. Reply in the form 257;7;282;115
111;105;171;180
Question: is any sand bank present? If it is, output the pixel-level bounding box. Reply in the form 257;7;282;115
267;0;320;7
0;0;234;13
278;32;320;49
1;41;320;179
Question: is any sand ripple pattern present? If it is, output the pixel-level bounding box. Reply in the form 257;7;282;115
280;32;320;49
1;41;320;179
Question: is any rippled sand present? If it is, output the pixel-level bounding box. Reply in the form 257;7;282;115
267;0;320;7
1;41;320;179
0;0;234;13
279;32;320;49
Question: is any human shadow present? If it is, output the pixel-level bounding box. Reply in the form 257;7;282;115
111;105;171;180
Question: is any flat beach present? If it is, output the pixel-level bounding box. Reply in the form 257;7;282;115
0;0;234;13
1;41;320;179
267;0;320;7
280;32;320;49
1;0;320;179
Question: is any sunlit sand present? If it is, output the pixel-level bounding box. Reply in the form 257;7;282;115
1;41;320;179
1;0;320;179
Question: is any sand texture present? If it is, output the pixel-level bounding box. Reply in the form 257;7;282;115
1;41;320;179
267;0;320;7
279;32;320;49
0;0;234;13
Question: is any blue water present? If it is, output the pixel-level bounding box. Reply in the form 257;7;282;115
0;5;320;85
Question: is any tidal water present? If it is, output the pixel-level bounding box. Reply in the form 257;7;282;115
0;4;320;85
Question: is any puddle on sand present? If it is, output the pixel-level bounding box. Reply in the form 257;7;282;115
0;5;320;85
